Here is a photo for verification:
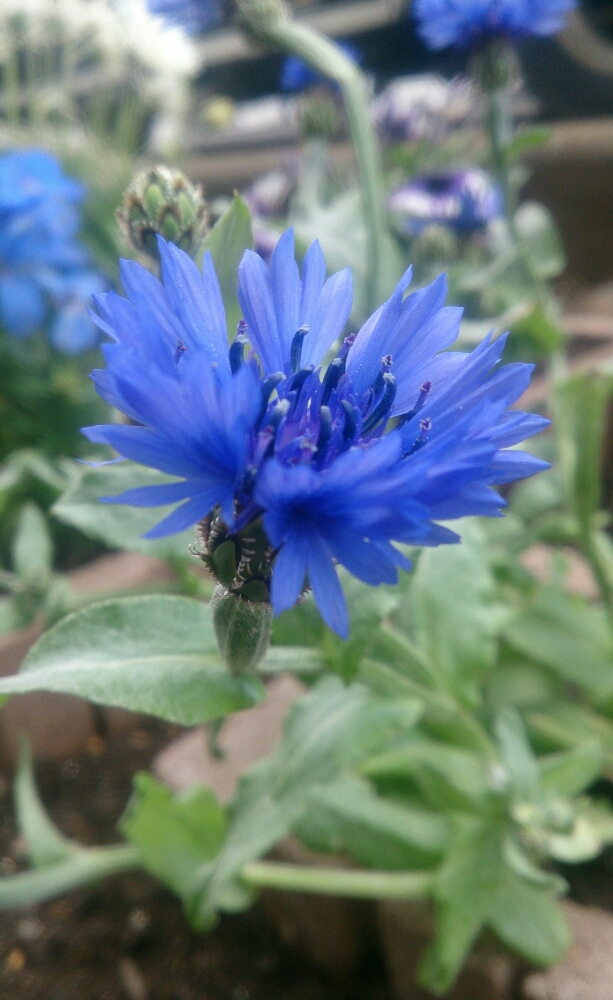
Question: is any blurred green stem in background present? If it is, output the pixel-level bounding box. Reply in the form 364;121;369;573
237;0;387;315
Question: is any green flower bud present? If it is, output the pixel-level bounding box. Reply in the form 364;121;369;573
235;0;288;42
469;39;519;93
299;92;342;142
412;223;459;264
196;512;275;602
211;585;273;674
117;166;209;263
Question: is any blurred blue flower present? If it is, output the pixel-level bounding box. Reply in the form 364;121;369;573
281;42;361;92
0;149;104;352
147;0;221;33
414;0;576;50
84;230;548;637
388;169;504;236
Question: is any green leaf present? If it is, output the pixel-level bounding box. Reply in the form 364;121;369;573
410;520;508;704
488;869;570;966
419;817;501;994
510;304;564;356
121;773;226;901
12;503;52;580
0;597;20;635
198;195;254;337
194;677;422;927
555;374;613;534
495;708;540;803
514;201;566;280
506;127;552;160
0;596;264;725
528;701;613;776
0;449;71;495
297;774;447;869
51;462;195;559
15;741;77;868
419;817;569;994
260;645;324;676
503;586;613;698
322;571;400;681
361;736;490;808
539;742;602;797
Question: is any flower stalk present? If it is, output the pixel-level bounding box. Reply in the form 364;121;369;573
241;860;434;900
236;0;387;314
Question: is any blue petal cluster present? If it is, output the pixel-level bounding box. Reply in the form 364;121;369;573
84;230;548;637
389;169;503;237
414;0;576;49
147;0;221;33
0;150;104;353
280;42;361;92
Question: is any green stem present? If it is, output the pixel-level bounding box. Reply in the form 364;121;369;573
241;860;433;900
0;844;140;910
581;530;613;633
240;13;387;314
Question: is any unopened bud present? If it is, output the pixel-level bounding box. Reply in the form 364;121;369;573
469;39;519;93
299;92;342;141
211;586;272;674
117;166;209;262
412;223;459;264
236;0;288;42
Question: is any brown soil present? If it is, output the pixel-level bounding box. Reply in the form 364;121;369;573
0;718;392;1000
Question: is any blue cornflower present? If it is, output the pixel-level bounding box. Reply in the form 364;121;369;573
388;169;503;237
83;230;548;637
0;149;104;353
414;0;576;50
280;42;361;92
147;0;221;33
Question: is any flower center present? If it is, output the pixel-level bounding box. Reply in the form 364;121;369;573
222;323;434;511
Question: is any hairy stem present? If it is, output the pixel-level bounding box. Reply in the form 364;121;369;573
238;9;387;315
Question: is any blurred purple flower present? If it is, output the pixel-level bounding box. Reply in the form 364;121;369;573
389;169;504;237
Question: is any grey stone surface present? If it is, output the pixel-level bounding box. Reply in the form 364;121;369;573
523;900;613;1000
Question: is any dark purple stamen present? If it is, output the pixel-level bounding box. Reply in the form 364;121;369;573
401;381;432;426
341;400;358;443
258;372;285;427
290;366;315;402
339;333;356;360
229;333;247;374
322;358;343;406
316;405;332;459
174;339;188;364
237;318;248;337
373;355;394;398
290;325;309;374
403;416;432;458
361;373;397;436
